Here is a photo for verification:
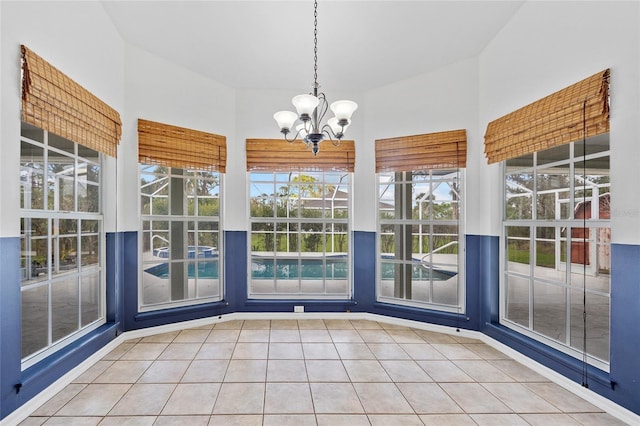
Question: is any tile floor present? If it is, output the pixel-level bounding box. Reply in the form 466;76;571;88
20;319;627;425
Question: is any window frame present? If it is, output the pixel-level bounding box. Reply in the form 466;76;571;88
19;123;106;369
138;164;224;312
376;169;465;313
499;135;611;371
247;171;352;299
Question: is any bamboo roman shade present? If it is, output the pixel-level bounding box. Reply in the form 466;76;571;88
21;45;122;157
484;69;610;164
138;119;227;172
375;129;467;173
246;139;355;172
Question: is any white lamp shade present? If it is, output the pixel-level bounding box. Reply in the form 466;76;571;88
292;94;320;116
330;100;358;120
328;117;350;135
273;110;298;130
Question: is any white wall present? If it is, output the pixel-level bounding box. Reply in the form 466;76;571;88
479;1;640;243
0;1;124;236
362;57;480;233
122;44;236;231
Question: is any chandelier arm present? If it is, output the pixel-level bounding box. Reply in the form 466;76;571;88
322;124;344;143
316;93;329;127
283;128;303;143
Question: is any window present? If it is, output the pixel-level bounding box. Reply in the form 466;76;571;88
502;134;610;368
20;122;104;365
249;171;350;298
140;165;222;310
377;170;463;312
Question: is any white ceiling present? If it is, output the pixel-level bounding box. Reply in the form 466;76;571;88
101;0;525;92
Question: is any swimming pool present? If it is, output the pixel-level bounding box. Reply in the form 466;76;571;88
144;255;456;281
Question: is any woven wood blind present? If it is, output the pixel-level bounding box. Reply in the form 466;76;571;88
138;119;227;172
21;45;122;157
484;69;610;164
246;139;355;172
375;129;467;173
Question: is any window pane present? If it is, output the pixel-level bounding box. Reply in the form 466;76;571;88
534;227;563;281
506;226;530;273
140;172;169;215
21;141;45;210
21;121;44;143
505;172;533;220
506;274;529;327
570;289;610;362
48;133;75;155
533;281;566;343
81;273;100;326
48;151;75;211
536;163;570;220
54;219;78;276
21;285;49;358
52;276;79;342
21;218;49;283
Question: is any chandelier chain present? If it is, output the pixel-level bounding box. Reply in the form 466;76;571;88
313;0;318;87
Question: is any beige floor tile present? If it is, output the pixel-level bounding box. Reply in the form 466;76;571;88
525;382;603;412
140;331;179;343
568;413;629;425
453;360;515;382
181;359;229;382
238;329;270;342
299;329;332;342
519;413;582;425
419;414;477;425
463;343;510;359
72;361;114;383
353;382;413;414
108;383;175;416
368;414;424;425
93;360;153;383
98;416;156;425
195;342;235;359
324;319;355;329
241;320;271;330
268;342;304;359
490;359;549;382
417;360;473;382
213;319;244;329
316;414;370;426
367;344;410;360
329;329;363;343
431;343;482;360
334;343;375;359
469;413;529;425
213;383;265;414
208;414;263;425
482;382;560;413
19;417;48;425
267;359;308;382
101;342;135;361
138;360;190;383
349;320;383;330
157;343;201;360
120;343;168;361
224;359;267;382
450;334;481;344
263;414;316;426
270;329;301;342
270;320;299;330
231;342;268;359
378;323;410;330
399;343;447;360
440;383;511;414
302;343;340;359
297;319;327;330
205;329;240;343
380;360;433;382
386;329;425;344
413;330;458;344
31;384;86;416
56;384;131;416
161;383;221;415
357;330;394;344
153;415;211;425
310;383;364;414
41;417;101;425
264;383;314;414
305;360;350;382
173;329;210;343
343;360;391;382
396;383;463;414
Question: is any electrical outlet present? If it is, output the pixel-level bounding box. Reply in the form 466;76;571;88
294;305;304;313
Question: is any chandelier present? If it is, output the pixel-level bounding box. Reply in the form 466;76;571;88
273;0;358;156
